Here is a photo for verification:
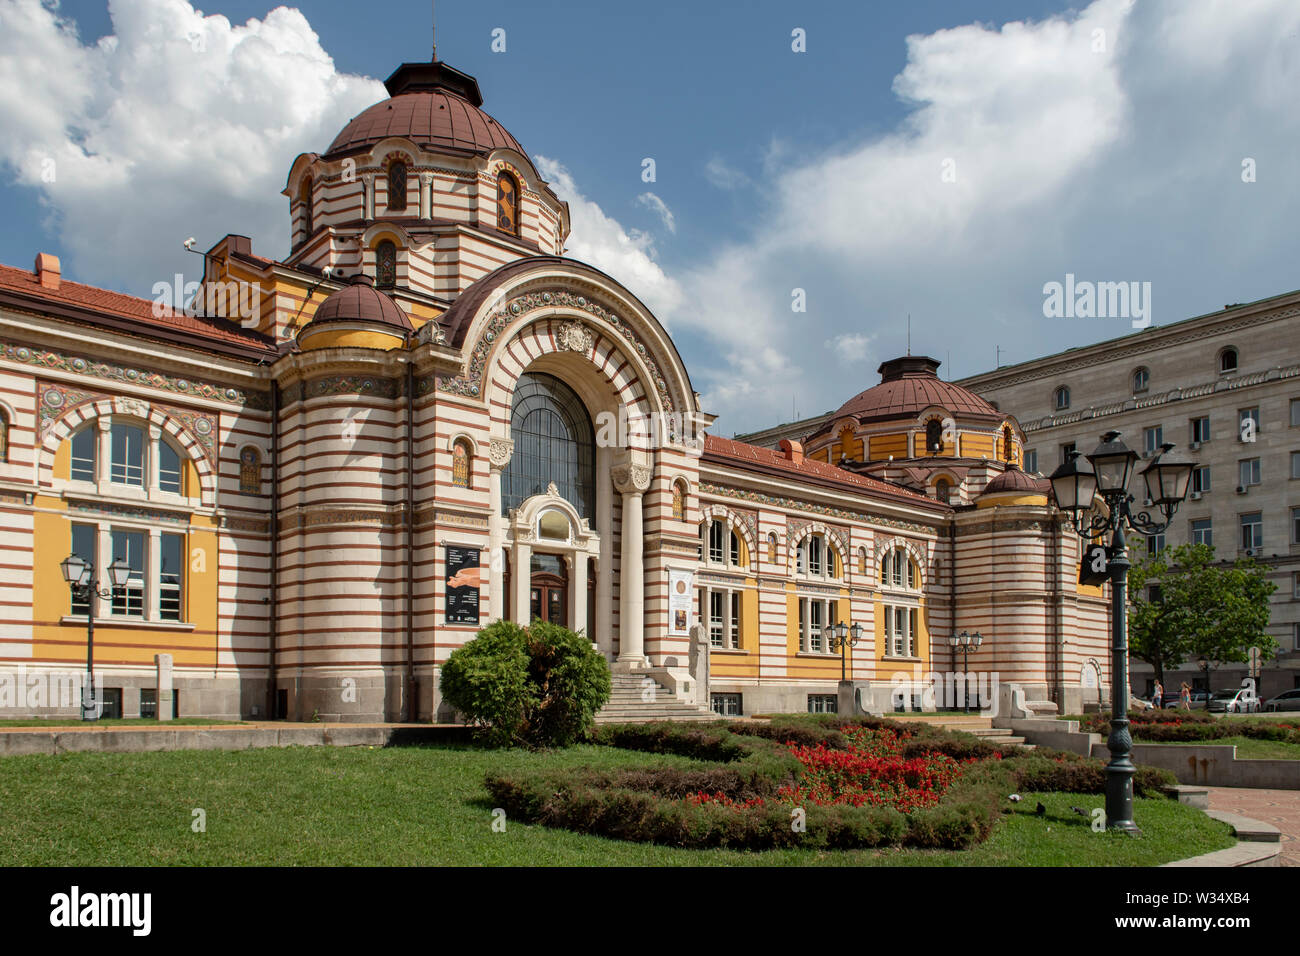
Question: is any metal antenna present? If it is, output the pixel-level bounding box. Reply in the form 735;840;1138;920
431;0;437;60
907;314;911;355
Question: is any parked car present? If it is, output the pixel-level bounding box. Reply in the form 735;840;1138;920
1164;689;1211;708
1263;689;1300;713
1207;687;1259;714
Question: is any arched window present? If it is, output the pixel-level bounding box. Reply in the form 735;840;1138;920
935;478;950;503
452;440;471;488
502;372;595;521
925;418;943;454
376;240;397;290
671;480;686;521
1132;366;1150;392
768;532;778;564
387;160;408;213
858;547;867;575
110;423;145;486
703;518;745;568
1054;386;1070;411
1219;347;1238;374
496;170;520;235
0;409;8;463
158;440;182;494
1002;425;1014;463
299;176;313;242
239;446;261;495
880;547;919;590
796;533;835;578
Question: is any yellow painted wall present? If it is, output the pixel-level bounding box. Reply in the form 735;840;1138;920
961;433;995;459
299;328;406;351
869;433;908;460
52;440;69;480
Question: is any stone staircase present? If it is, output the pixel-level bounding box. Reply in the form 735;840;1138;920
914;714;1034;750
594;673;719;723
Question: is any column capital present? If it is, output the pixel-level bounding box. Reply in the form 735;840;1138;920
611;463;652;495
488;437;514;470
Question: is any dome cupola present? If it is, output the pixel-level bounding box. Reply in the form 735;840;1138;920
298;273;413;351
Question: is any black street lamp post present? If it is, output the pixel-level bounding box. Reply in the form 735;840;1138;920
1049;431;1193;833
60;554;130;721
948;630;983;712
827;621;864;682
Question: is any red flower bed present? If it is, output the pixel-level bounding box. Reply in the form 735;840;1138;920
688;725;977;815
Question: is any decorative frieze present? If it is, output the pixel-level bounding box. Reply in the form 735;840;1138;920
281;375;403;405
699;482;937;536
67;499;191;525
38;382;218;468
4;340;268;409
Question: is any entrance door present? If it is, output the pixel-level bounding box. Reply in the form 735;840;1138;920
529;552;567;626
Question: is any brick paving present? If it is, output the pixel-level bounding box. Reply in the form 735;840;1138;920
1206;787;1300;867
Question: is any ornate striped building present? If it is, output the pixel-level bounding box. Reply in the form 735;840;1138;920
0;59;1112;721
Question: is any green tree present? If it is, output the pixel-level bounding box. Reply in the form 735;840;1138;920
1128;542;1277;687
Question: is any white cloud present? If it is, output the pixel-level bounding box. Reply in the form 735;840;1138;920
825;333;874;362
634;191;676;234
0;0;384;291
535;157;683;321
703;156;751;191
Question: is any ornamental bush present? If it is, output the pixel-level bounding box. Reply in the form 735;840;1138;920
439;619;610;748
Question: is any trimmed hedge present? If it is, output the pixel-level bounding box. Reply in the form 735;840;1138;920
1084;711;1300;745
484;716;1176;851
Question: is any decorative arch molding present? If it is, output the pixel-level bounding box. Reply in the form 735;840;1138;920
445;432;483;457
506;482;599;555
38;397;218;507
786;520;849;574
874;536;928;586
360;222;415;249
699;503;757;558
438;261;696;423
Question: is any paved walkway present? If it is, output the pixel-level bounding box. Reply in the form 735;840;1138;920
1206;787;1300;867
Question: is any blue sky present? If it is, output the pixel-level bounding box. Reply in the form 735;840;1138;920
2;0;1298;433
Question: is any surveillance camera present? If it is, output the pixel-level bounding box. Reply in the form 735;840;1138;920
183;238;196;250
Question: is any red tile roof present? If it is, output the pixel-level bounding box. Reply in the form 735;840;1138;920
703;435;948;510
0;261;277;359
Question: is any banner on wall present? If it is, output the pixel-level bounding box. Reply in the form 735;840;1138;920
668;569;694;637
445;545;482;625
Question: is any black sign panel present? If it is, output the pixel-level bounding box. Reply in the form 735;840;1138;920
1079;543;1111;586
445;546;481;625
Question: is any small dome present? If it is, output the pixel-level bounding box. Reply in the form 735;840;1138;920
310;273;413;332
828;356;1002;426
979;465;1049;498
324;61;526;160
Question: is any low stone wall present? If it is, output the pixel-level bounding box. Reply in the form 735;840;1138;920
0;723;469;756
1091;742;1300;790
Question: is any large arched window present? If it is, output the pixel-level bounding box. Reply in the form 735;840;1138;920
387;160;408;213
1002;425;1014;463
497;170;520;235
452;440;471;488
502;372;595;521
376;240;397;290
299;176;313;243
671;479;686;521
0;409;8;463
925;418;943;454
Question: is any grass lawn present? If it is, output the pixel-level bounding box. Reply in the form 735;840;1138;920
0;744;1234;866
0;718;240;728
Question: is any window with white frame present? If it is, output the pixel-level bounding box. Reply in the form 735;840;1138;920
67;420;190;498
1239;407;1260;440
66;523;188;624
795;533;838;580
807;694;837;714
1240;512;1262;550
1291;452;1300;480
702;518;744;569
1239;458;1261;487
1192;465;1211;493
1190;518;1212;547
879;547;918;590
1292;398;1300;428
1191;416;1211;444
698;585;742;650
798;597;835;653
883;605;919;658
1143;425;1163;456
110;530;145;616
1024;449;1038;474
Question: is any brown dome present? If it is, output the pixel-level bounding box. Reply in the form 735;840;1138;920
310;274;413;332
325;61;525;160
980;465;1049;497
828;356;1002;426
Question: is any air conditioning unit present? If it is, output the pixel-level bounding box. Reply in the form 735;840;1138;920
1190;441;1201;451
1189;491;1203;500
1236;485;1248;494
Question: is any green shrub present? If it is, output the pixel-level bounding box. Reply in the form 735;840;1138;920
440;619;610;747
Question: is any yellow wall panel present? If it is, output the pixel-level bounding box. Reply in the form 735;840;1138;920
869;433;908;460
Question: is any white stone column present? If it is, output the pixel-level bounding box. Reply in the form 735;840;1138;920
362;174;375;221
512;540;531;626
147;529;161;621
155;653;174;722
420;173;433;219
596;444;613;656
147;424;162;494
612;463;652;670
487;439;513;622
573;550;589;636
96;416;112;495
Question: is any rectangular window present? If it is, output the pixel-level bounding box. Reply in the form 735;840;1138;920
70;523;96;616
1293;507;1300;546
1147;533;1166;557
1190;519;1212;547
70;429;96;482
808;536;823;576
1239;407;1260;441
1192;466;1211;494
158;442;182;495
1148;584;1163;604
886;606;915;658
1240;512;1262;551
707;590;724;648
110;529;145;617
1024;449;1038;473
809;599;824;653
710;693;742;717
1060;442;1076;465
109;424;145;486
1239;458;1261;487
807;694;838;714
729;591;740;649
1293;572;1300;600
707;521;724;564
1291;452;1300;480
1144;425;1163;455
98;688;123;720
140;688;157;719
1292;398;1300;427
160;533;183;622
1190;416;1211;444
